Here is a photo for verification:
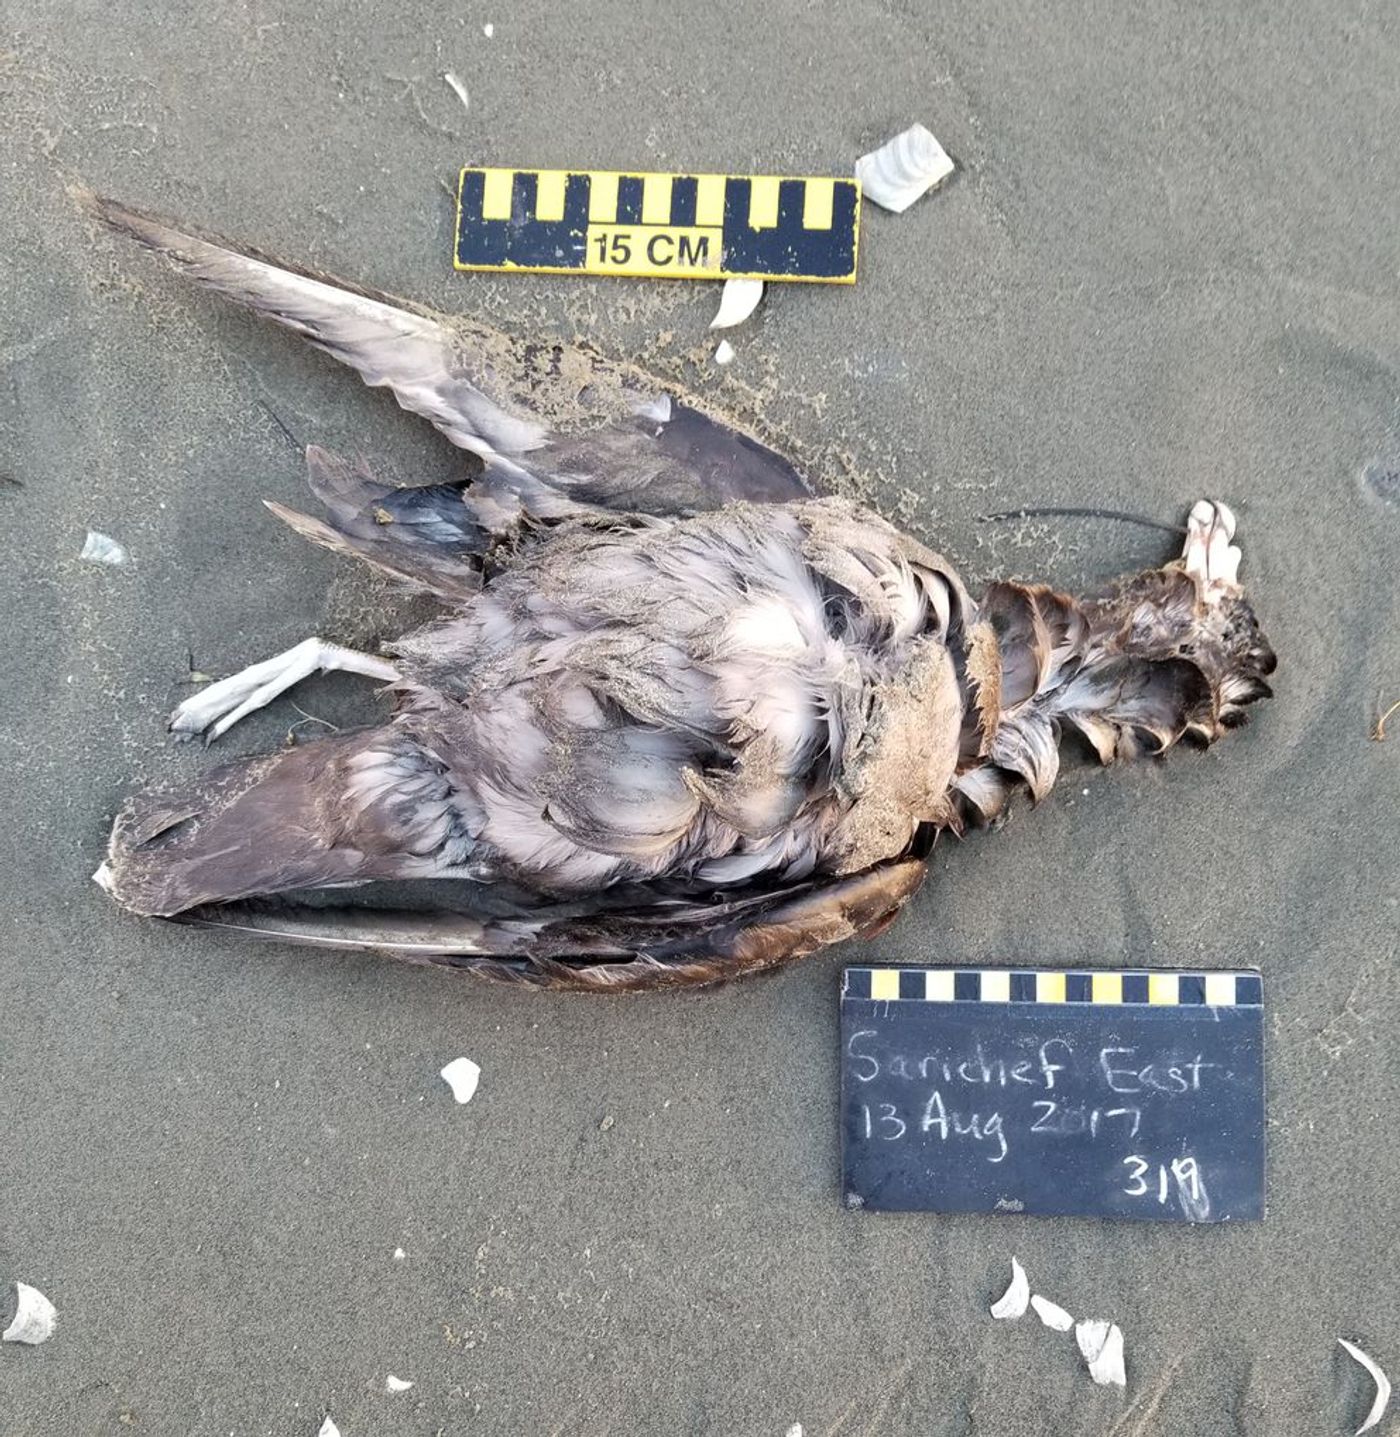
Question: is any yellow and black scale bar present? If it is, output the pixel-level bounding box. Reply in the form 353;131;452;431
844;967;1264;1007
454;166;860;282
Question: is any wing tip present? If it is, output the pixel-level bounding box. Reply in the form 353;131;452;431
72;186;181;252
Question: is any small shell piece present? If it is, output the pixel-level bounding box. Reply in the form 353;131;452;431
785;1426;804;1437
2;1282;56;1345
855;124;955;214
443;72;470;112
713;340;736;366
440;1056;480;1104
1076;1319;1126;1388
709;278;764;331
1030;1294;1074;1332
385;1375;414;1393
989;1257;1029;1320
1091;1325;1126;1388
1339;1338;1392;1435
1075;1318;1110;1362
80;530;128;566
317;1420;340;1437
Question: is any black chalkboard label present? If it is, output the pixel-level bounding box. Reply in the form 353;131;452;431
840;966;1264;1223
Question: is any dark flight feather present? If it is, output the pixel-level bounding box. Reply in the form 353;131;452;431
172;853;930;992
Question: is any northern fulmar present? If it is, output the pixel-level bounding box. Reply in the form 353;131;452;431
88;196;1276;991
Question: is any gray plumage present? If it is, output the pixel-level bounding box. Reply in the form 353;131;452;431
88;195;1276;990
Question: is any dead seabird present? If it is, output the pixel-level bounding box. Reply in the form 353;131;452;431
87;195;1276;991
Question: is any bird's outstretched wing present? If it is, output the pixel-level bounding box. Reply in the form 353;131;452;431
170;852;930;992
83;192;813;515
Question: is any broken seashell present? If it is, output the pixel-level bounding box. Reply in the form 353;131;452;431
709;278;764;331
443;72;469;112
482;22;494;38
317;1420;340;1437
1076;1319;1126;1387
80;530;128;566
989;1257;1029;1320
785;1426;803;1437
1075;1317;1110;1361
855;124;955;214
1339;1338;1392;1435
1090;1324;1126;1388
1030;1293;1074;1332
2;1282;56;1345
440;1056;481;1104
393;1247;406;1261
385;1375;414;1393
713;340;735;366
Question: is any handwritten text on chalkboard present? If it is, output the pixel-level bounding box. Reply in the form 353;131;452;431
839;967;1264;1223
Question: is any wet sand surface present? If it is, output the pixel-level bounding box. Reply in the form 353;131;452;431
2;3;1398;1432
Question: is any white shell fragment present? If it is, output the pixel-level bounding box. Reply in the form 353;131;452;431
317;1420;340;1437
393;1247;406;1261
440;1056;481;1104
482;22;494;38
1030;1294;1075;1332
989;1257;1029;1320
709;277;764;330
1091;1325;1126;1388
1339;1338;1392;1435
713;340;736;366
385;1375;414;1393
785;1426;804;1437
443;72;470;112
855;123;955;214
2;1282;56;1345
1076;1319;1126;1388
1075;1318;1110;1361
80;530;128;566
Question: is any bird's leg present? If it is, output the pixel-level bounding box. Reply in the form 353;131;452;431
1180;498;1242;601
170;637;399;743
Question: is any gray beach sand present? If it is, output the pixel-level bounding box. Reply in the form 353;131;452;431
2;2;1398;1432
